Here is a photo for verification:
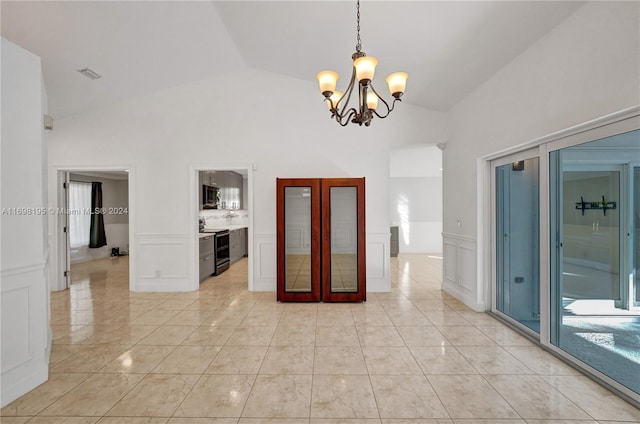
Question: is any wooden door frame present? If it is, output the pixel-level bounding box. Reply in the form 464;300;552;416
276;178;321;301
321;178;366;302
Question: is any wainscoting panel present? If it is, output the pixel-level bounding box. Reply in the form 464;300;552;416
284;225;310;255
332;223;356;252
254;233;276;291
366;232;391;292
1;284;31;372
443;241;457;284
134;234;192;291
442;233;482;311
285;226;303;249
1;263;48;407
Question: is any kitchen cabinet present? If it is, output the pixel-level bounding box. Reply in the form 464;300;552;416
201;170;243;210
390;226;399;257
199;235;215;281
220;171;243;209
229;227;247;264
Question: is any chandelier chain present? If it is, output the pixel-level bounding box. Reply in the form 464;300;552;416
355;0;361;52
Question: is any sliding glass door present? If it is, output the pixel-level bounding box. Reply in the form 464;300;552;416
634;166;640;308
550;129;640;396
490;121;639;403
493;152;540;333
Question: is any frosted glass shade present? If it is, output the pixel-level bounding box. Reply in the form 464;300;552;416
366;92;379;110
353;56;378;82
386;72;408;96
317;71;339;94
327;91;343;110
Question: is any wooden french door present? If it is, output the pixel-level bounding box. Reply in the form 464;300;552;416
322;178;366;302
276;178;321;301
276;178;366;302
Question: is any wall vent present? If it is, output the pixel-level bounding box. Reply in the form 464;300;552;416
77;68;101;80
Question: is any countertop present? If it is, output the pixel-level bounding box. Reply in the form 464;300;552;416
199;225;248;238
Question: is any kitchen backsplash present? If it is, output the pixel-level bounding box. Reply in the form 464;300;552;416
199;209;249;228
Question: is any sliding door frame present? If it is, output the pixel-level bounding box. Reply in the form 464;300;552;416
490;147;542;338
478;106;640;406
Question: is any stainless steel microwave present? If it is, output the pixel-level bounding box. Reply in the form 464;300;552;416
202;184;218;209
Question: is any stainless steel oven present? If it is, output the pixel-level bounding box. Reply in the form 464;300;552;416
214;230;230;275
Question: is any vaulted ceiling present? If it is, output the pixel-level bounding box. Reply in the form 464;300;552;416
1;1;584;119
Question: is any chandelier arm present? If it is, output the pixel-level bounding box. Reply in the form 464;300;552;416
336;108;358;126
368;83;393;118
336;107;359;122
372;99;401;119
338;70;358;116
325;98;336;111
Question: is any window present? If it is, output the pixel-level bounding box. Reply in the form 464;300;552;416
69;181;92;248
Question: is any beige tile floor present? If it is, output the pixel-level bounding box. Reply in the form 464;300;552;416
2;254;639;423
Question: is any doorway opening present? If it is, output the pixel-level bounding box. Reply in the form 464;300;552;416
194;166;253;291
56;169;133;292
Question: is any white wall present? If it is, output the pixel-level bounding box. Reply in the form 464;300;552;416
1;38;49;407
443;1;640;310
390;145;443;253
47;68;447;293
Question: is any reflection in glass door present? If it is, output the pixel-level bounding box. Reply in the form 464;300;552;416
495;158;540;333
635;167;640;307
550;129;640;396
562;169;621;304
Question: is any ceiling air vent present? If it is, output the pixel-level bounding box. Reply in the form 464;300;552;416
77;68;101;80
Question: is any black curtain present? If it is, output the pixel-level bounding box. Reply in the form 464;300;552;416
89;182;107;248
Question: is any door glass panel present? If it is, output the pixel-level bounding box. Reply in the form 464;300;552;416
495;158;540;333
284;186;312;292
330;186;358;293
635;167;640;305
550;129;640;396
563;170;620;301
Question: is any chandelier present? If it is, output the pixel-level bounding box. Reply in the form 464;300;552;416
316;0;408;127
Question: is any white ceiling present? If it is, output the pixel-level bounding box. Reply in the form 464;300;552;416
1;1;584;119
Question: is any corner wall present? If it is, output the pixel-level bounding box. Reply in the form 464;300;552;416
1;38;49;407
443;1;640;310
